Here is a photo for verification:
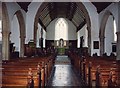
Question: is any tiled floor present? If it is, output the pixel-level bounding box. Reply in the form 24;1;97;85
47;55;84;87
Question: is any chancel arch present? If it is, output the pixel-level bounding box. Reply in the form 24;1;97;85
34;2;91;55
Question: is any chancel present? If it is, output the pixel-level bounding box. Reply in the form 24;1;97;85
1;1;120;88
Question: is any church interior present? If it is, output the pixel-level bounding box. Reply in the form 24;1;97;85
0;1;120;87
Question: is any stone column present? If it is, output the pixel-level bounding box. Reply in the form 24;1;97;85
99;36;105;56
87;26;91;56
2;31;10;60
116;31;120;60
2;2;10;60
19;35;25;57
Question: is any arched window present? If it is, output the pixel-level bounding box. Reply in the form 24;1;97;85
113;19;117;42
55;18;68;40
0;20;2;41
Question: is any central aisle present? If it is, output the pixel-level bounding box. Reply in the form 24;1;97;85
47;55;83;87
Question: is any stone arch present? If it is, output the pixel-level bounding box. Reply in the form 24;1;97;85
99;10;115;56
13;10;26;57
34;2;91;55
2;2;10;60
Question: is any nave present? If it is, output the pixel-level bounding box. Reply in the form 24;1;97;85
47;55;84;87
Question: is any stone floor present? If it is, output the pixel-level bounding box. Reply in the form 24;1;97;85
47;55;85;87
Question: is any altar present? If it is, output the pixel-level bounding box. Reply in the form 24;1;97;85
54;38;69;55
57;47;65;55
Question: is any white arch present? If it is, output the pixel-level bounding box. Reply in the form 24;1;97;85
29;1;96;55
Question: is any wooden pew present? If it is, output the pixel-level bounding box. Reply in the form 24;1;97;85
2;54;56;88
68;51;120;87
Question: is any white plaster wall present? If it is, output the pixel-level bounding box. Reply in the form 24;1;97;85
77;24;88;48
105;16;114;56
10;15;20;51
46;18;77;40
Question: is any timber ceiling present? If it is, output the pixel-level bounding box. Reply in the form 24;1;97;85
17;2;112;31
